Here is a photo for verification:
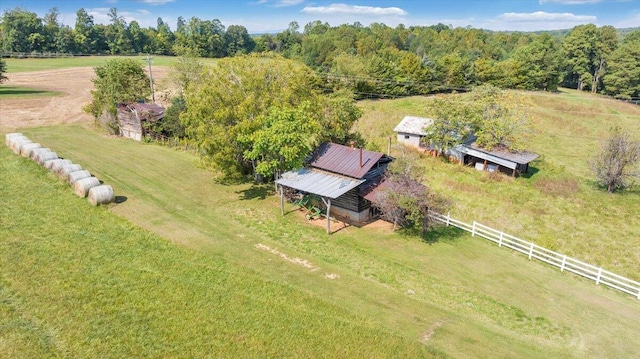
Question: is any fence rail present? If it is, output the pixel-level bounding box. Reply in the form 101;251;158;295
428;211;640;299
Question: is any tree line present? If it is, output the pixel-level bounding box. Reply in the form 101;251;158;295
1;6;638;99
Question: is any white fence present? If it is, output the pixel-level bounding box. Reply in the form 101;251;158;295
428;211;640;300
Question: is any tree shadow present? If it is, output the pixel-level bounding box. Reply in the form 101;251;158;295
398;224;467;244
0;86;56;96
237;183;275;200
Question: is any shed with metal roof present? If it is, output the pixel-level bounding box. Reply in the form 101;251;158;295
393;116;434;148
276;142;393;233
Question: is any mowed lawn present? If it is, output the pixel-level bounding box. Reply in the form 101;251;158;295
356;89;640;280
2;124;639;358
3;55;217;73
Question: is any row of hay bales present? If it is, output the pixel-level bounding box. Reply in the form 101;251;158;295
6;133;116;206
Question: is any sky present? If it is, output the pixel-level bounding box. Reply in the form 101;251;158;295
1;0;638;33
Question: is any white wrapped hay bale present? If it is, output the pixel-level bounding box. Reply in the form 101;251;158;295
88;185;115;206
57;164;82;178
20;142;41;157
11;137;32;154
44;158;72;171
68;170;91;185
35;151;58;165
73;177;101;197
5;133;23;147
29;147;51;161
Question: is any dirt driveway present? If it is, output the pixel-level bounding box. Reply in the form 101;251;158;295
0;67;169;132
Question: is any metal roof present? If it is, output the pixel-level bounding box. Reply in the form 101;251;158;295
308;142;386;179
276;168;365;199
457;140;539;167
393;116;435;136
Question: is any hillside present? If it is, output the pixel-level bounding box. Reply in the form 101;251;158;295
356;89;640;280
1;120;639;358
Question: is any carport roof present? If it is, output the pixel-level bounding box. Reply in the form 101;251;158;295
276;168;365;199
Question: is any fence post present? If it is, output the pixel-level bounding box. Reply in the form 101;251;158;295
528;242;534;259
596;268;603;285
498;232;503;247
472;221;476;237
560;255;567;272
446;212;450;227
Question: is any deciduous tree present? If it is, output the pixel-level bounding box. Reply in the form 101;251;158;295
590;126;640;193
85;58;151;132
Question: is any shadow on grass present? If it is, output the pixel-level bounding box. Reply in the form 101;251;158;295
400;224;467;244
115;196;127;204
237;183;276;200
520;165;540;179
0;86;58;97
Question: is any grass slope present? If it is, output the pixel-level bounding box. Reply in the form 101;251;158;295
2;124;639;358
356;89;640;280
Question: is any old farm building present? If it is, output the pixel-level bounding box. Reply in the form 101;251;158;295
394;116;538;177
276;142;393;233
117;103;165;141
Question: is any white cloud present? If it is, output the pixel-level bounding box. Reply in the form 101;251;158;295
498;11;596;22
302;3;407;17
274;0;304;6
539;0;601;4
135;0;176;5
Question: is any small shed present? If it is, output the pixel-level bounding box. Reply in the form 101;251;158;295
454;138;539;176
393;116;434;148
117;103;165;141
276;142;393;233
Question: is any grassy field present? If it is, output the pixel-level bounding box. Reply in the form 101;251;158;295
2;124;639;358
3;55;218;73
356;90;640;280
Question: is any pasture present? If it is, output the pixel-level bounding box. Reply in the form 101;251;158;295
356;90;640;281
1;58;639;357
2;124;639;358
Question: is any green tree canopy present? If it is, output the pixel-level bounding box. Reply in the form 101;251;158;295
85;58;151;119
181;54;362;181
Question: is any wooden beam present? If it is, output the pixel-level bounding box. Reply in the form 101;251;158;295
326;198;331;235
279;185;284;216
320;197;331;235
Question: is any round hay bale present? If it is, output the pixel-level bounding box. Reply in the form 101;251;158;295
88;185;115;206
11;137;32;154
44;158;72;171
73;177;101;197
29;147;51;161
57;164;82;178
20;142;41;157
68;170;91;185
36;151;58;165
5;133;23;147
7;134;27;150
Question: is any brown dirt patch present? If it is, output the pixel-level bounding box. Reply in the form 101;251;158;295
0;67;169;132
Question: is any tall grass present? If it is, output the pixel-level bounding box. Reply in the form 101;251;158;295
2;124;639;358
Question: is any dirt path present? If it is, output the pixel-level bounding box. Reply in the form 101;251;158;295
0;67;169;132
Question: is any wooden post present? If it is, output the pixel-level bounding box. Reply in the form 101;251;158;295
471;221;476;237
279;185;284;216
387;136;391;156
560;255;567;272
326;198;332;235
446;211;450;226
512;168;516;177
483;159;487;171
498;232;504;247
596;268;603;285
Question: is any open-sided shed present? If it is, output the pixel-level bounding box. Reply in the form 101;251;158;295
276;142;393;233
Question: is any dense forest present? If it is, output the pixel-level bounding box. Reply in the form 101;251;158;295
1;6;639;99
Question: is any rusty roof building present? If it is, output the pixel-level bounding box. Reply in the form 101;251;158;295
276;142;393;233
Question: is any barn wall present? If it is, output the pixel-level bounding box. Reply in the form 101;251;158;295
396;132;422;147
